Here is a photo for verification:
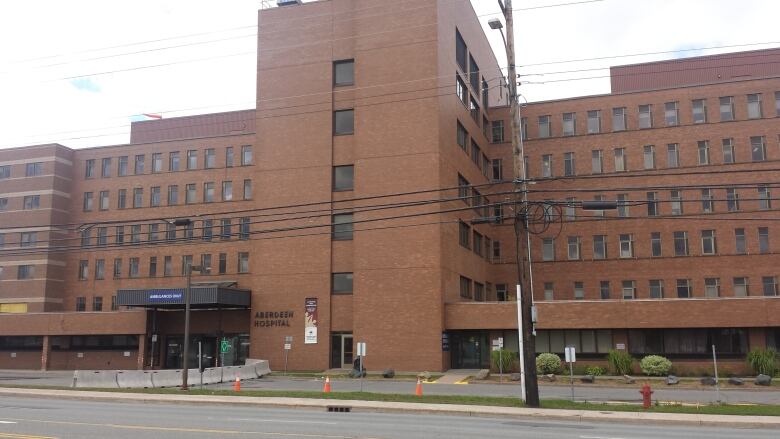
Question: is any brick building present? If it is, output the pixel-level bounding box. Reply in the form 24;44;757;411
0;0;778;374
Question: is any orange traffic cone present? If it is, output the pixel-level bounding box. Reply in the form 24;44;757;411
233;375;241;392
415;377;423;397
323;376;331;393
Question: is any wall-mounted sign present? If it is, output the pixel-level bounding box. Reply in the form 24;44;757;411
304;298;318;344
146;289;184;302
441;333;450;352
254;311;294;328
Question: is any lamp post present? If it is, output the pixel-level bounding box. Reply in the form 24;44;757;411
181;261;209;390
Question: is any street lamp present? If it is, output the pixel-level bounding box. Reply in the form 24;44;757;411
181;261;210;390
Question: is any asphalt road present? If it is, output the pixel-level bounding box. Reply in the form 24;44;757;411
0;395;777;439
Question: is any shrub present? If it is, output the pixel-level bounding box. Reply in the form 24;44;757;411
640;355;673;376
607;350;634;375
490;348;516;372
585;365;606;376
747;348;779;377
536;353;561;374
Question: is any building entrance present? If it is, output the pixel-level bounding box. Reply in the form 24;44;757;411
450;331;490;369
330;333;353;369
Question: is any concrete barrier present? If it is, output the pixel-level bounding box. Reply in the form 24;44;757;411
116;370;154;388
201;367;223;385
221;365;242;382
245;359;272;378
73;370;118;388
150;369;181;388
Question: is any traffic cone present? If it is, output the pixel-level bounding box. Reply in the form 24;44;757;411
323;376;331;393
415;377;423;397
233;375;241;392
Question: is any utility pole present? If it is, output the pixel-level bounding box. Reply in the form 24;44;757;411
502;0;540;407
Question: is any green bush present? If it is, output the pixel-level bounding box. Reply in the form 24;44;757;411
490;349;516;372
640;355;673;376
607;350;634;375
585;365;606;376
747;348;779;377
536;353;561;374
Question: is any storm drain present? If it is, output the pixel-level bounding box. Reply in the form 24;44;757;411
327;406;352;413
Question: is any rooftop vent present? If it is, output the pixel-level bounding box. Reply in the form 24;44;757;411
277;0;302;6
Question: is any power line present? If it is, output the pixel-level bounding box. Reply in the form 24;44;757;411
528;165;780;185
476;0;605;17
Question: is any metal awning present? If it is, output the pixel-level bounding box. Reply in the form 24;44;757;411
116;285;251;309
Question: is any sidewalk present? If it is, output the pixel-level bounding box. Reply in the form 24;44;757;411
0;386;778;429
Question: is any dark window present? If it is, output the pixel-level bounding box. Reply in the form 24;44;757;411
333;60;354;86
334;110;354;135
332;273;353;294
134;154;144;174
85;159;95;178
333;165;354;191
92;296;103;312
468;54;479;90
459;276;472;299
240;217;250;240
75;297;86;312
491;120;504;143
149;257;157;277
457;120;468;150
458;221;470;249
332;213;353;240
455;29;467;71
25;162;43;177
219;253;227;274
118;156;128;176
628;328;747;356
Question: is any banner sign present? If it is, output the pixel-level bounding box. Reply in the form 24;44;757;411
146;289;184;303
304;298;318;344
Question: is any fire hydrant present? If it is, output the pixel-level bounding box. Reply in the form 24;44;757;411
639;384;653;409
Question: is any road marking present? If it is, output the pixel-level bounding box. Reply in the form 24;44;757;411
0;423;17;425
227;418;338;425
580;436;628;439
0;433;56;439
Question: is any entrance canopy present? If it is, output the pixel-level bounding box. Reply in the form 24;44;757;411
117;284;250;309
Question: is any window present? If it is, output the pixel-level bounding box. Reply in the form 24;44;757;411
115;226;124;245
670;190;683;215
150;153;162;173
0;165;10;179
334;110;354;135
492;240;501;261
17;265;34;280
456;120;468;150
722;138;735;163
164;256;173;277
593;235;607;260
617;194;629;217
563;152;575;176
96;227;107;246
676;279;692;298
218;253;227;274
666;143;679;167
222;181;233;201
131;225;141;244
241;145;253;165
184;221;194;240
701;188;714;213
491;120;504;143
85;159;95;178
469;54;479;90
186;184;196;204
80;229;91;247
692;99;707;123
643;145;655;169
649;280;664;299
619;234;634;258
334;59;354;86
25;162;43;177
458;221;470;249
599;281;610;300
23;195;40;210
129;258;140;278
612;107;626;131
17;232;34;248
762;276;778;296
148;224;159;242
243;179;252;200
697;140;710;165
99;190;109;210
149;257;157;277
469;97;480;122
726;188;739;212
651;232;662;257
622;280;636;299
456;75;468;105
587;110;601;133
541;154;552;177
565;198;576;221
474;282;485;301
719;96;734;121
747;93;763;119
203;182;215;203
181;255;193;275
455;29;467;70
117;189;126;209
202;220;213;241
201;254;212;274
542;238;555;261
168;185;178;205
150;186;161;207
100;157;111;177
613;148;626;172
113;258;122;279
521;117;528;140
482;116;489;140
83;192;93;211
491;159;503;181
460;276;472;299
187;150;197;170
701;230;717;255
220;219;232;240
75;297;86;312
758;186;771;210
95;259;105;280
134;154;144;174
562;112;575;136
574;282;585;300
169;151;180;171
225;147;234;168
132;188;143;208
538;282;552;301
0;198;6;211
776;91;780;117
78;260;89;280
591;149;603;174
735;228;746;254
115;157;132;179
111;296;118;311
567;236;581;260
646;192;658;216
734;277;749;296
92;296;103;312
240;217;250;240
204;148;216;169
705;278;720;298
759;227;770;253
332;213;353;240
751;136;766;161
638;104;652;128
673;231;689;256
538;115;551;138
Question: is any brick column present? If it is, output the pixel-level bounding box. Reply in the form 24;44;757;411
136;334;147;370
40;335;51;371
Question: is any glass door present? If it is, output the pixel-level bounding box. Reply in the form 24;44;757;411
330;333;354;369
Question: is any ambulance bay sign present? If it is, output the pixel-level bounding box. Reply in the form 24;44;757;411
304;298;318;344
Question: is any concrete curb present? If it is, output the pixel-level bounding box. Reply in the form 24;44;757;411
0;387;778;428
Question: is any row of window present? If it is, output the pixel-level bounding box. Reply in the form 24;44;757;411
77;218;252;248
539;135;775;178
76;252;250;280
542;276;779;300
458;221;501;261
527;92;780;139
459;276;508;302
0;162;44;180
541;227;773;261
75;296;119;312
456;120;505;179
457;174;503;219
0;335;140;350
83;180;253;212
82;145;253;179
0;194;41;211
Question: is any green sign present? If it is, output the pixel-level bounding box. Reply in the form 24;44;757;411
220;339;231;353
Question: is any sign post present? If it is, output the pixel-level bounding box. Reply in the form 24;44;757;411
492;337;505;383
219;338;230;382
283;336;293;376
565;346;576;401
712;344;721;403
356;342;366;392
198;341;203;390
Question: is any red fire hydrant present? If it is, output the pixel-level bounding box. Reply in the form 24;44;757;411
639;384;653;409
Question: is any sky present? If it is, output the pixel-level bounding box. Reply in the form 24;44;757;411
0;0;777;150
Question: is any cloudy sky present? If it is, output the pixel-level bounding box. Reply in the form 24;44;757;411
0;0;777;150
